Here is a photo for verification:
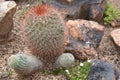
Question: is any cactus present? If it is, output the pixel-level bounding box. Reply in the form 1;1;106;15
22;4;66;64
55;53;75;68
8;52;43;75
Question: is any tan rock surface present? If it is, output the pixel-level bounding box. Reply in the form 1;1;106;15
111;29;120;47
0;1;17;44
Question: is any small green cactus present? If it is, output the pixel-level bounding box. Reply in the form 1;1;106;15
22;4;66;64
8;52;43;75
55;53;75;68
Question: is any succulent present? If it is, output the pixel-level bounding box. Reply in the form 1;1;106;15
22;4;66;64
8;52;43;75
55;53;75;68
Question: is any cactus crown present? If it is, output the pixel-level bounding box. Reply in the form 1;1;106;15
33;5;48;16
22;4;66;65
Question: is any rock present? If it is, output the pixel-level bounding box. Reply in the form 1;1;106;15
65;20;104;61
55;0;75;5
55;53;75;68
111;29;120;47
0;0;4;2
0;1;16;44
43;0;106;22
111;19;120;27
87;59;120;80
0;72;9;79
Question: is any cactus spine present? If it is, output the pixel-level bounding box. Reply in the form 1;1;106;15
22;4;66;64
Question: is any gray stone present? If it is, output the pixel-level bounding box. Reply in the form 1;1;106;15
65;20;104;61
87;59;120;80
43;0;106;22
0;1;16;44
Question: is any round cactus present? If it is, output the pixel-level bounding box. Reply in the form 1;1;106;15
8;52;43;75
55;53;75;68
22;4;66;64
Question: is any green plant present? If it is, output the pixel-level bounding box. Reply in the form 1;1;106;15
7;70;12;76
104;2;120;25
19;7;29;18
8;53;43;75
55;53;75;68
40;60;90;80
22;4;66;64
65;61;90;80
38;0;42;4
18;0;43;19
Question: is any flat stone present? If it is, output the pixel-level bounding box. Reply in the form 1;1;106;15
44;0;106;22
87;59;120;80
111;29;120;47
0;1;16;44
65;20;104;60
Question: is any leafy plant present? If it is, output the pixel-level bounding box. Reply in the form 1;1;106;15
65;61;90;80
40;60;91;80
7;70;12;76
104;2;120;25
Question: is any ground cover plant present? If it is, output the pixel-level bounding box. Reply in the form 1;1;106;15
40;60;91;80
104;1;120;25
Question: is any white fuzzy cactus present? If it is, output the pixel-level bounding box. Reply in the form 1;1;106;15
55;53;75;68
8;52;44;75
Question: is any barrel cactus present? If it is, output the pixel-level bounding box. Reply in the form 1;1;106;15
55;53;75;68
8;53;43;75
21;4;66;64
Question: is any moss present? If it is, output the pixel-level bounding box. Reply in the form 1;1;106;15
103;2;120;25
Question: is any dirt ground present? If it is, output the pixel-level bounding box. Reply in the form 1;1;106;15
0;0;120;80
97;0;120;70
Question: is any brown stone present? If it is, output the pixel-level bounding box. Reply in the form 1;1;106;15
111;29;120;47
44;0;106;22
0;1;17;44
65;20;104;61
111;19;120;27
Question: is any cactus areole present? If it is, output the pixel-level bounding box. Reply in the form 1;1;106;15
22;4;66;64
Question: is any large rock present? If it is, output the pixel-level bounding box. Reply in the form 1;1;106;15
43;0;106;22
111;29;120;47
0;1;16;44
87;59;120;80
65;20;104;60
